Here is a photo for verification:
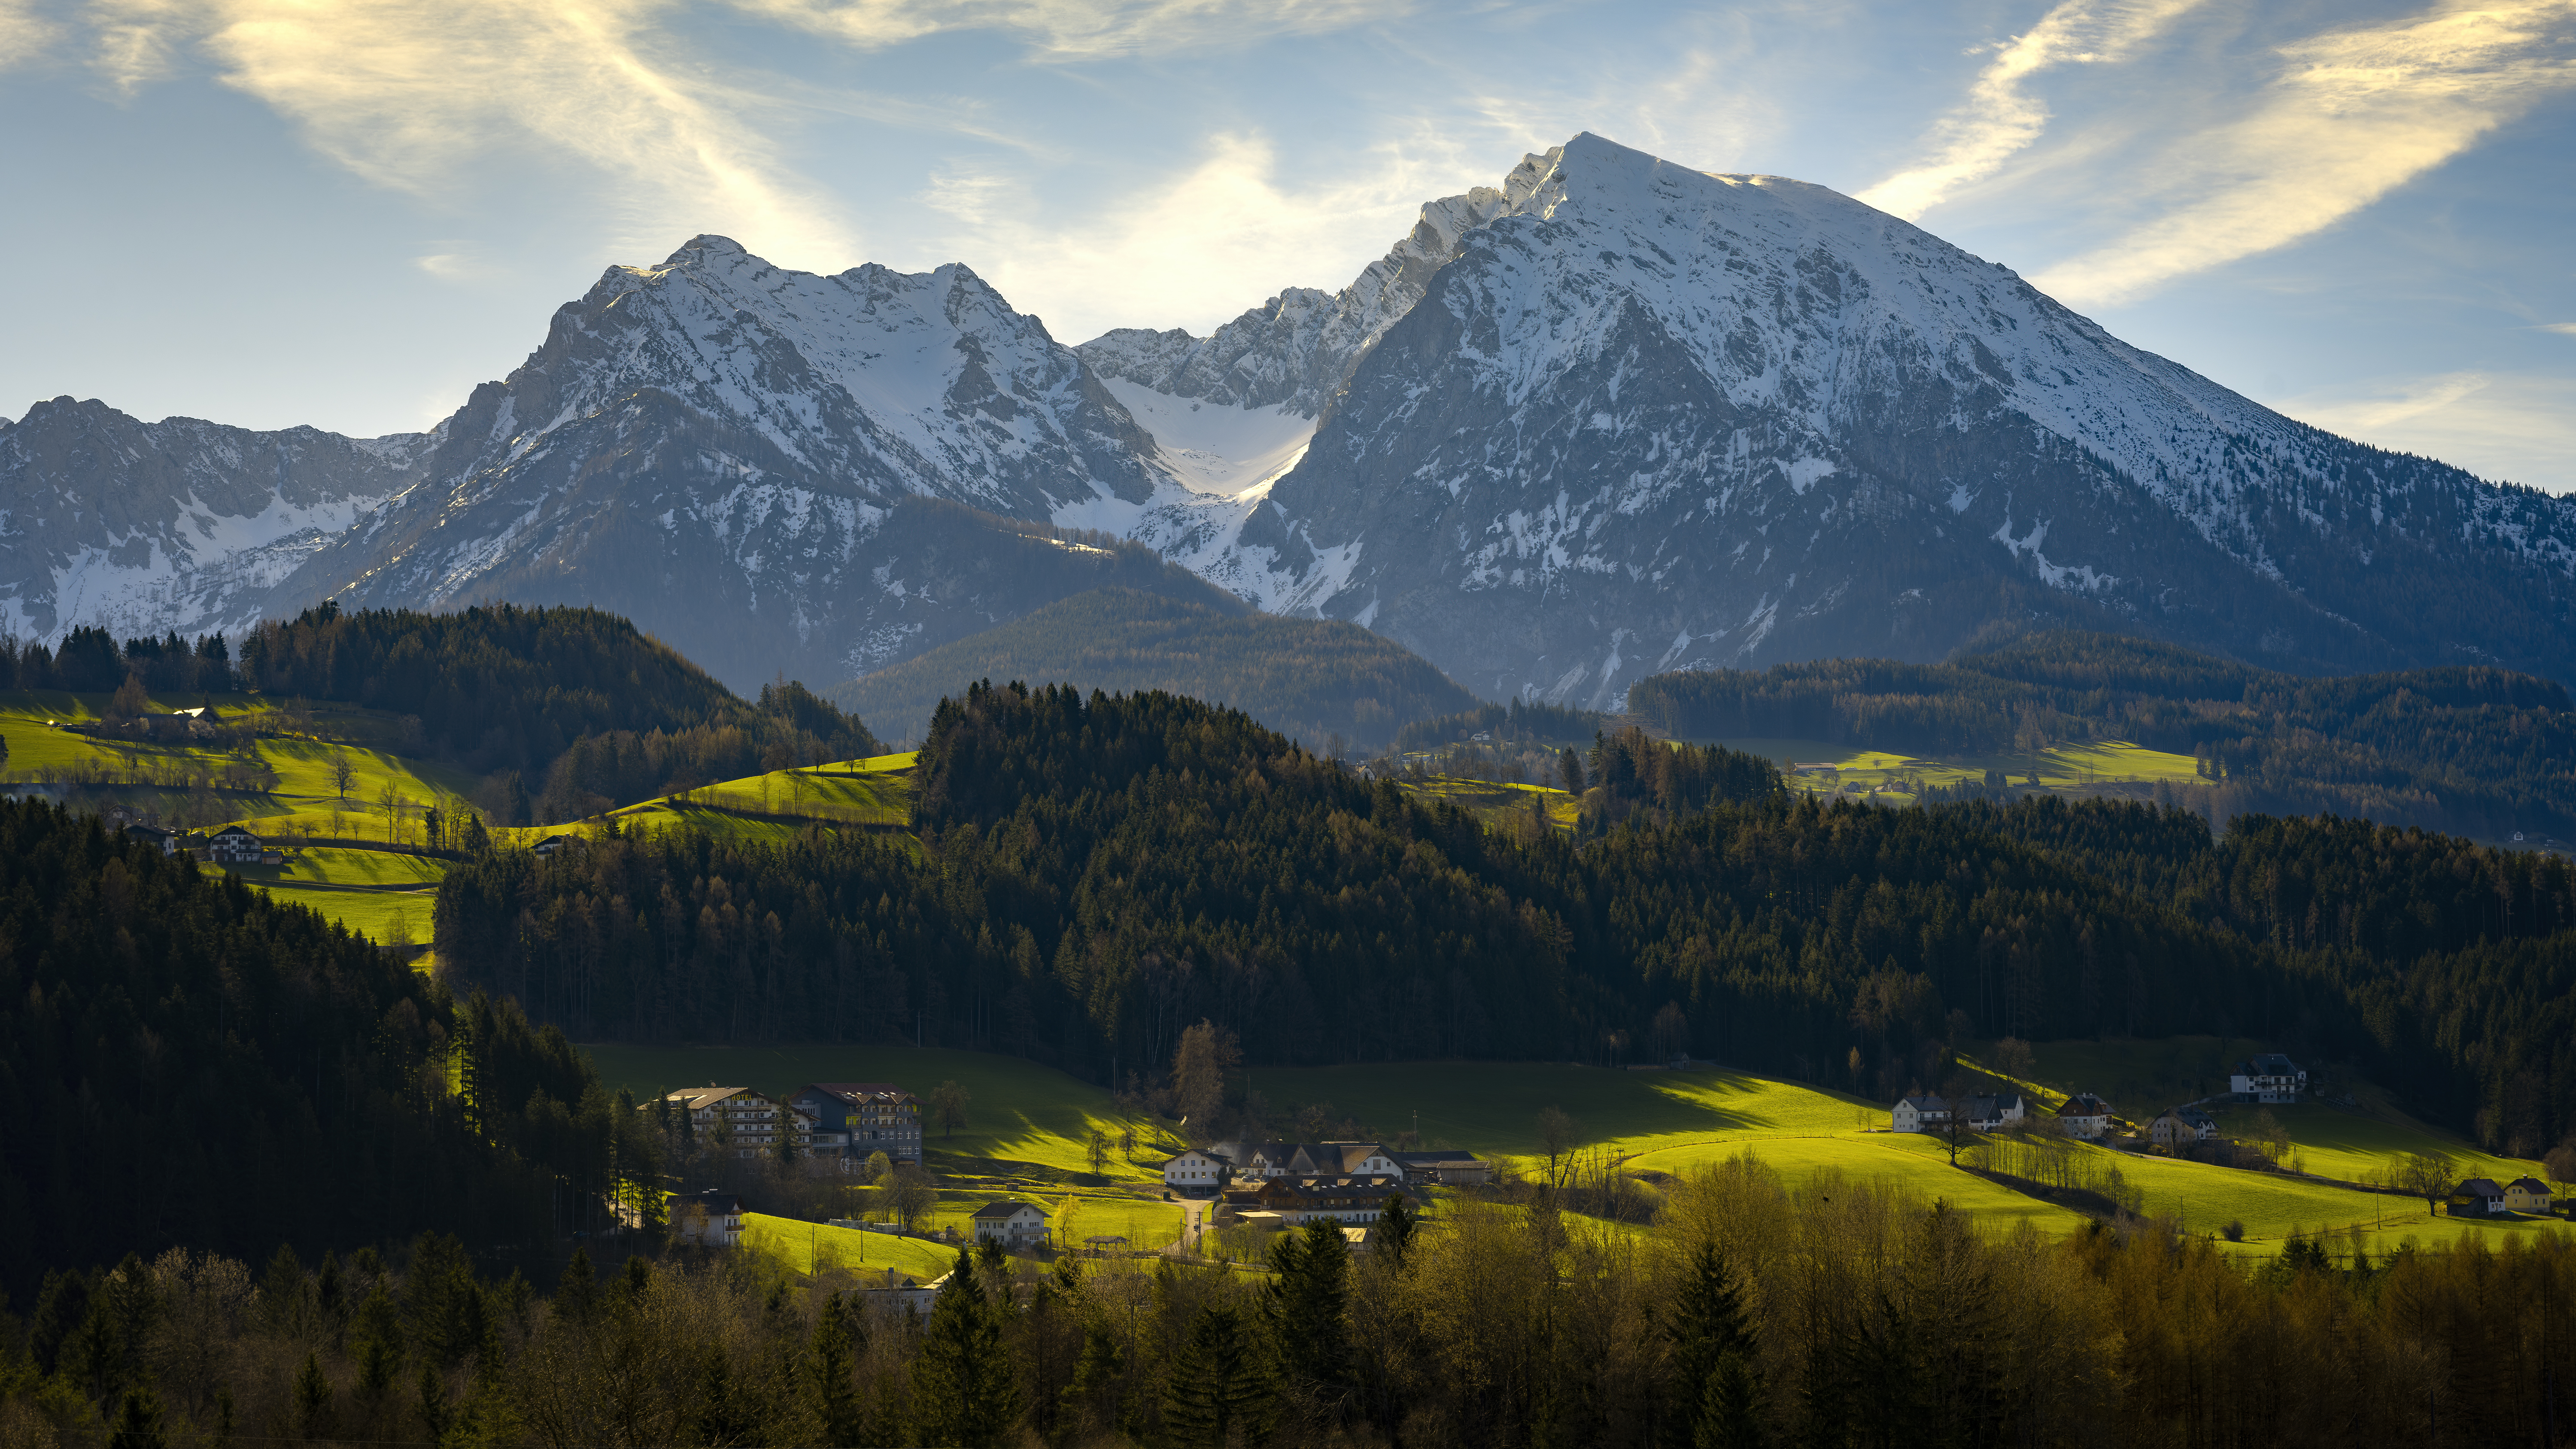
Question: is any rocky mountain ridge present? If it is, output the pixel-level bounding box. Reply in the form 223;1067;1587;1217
4;135;2572;710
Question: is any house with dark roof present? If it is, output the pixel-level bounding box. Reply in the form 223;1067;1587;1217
1391;1149;1492;1186
2148;1108;2218;1147
122;823;180;855
2504;1177;2555;1215
1892;1095;1950;1133
2229;1054;2306;1103
1249;1176;1409;1227
790;1082;922;1165
972;1200;1049;1249
206;824;263;865
2448;1178;2507;1216
1162;1147;1230;1192
670;1189;744;1248
1959;1094;2026;1131
654;1086;826;1159
2057;1094;2114;1139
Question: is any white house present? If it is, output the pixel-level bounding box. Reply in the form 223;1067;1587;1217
2057;1093;2114;1139
670;1190;744;1248
1959;1094;2026;1130
2448;1178;2508;1217
207;824;263;865
1162;1147;1230;1191
2229;1054;2306;1104
1892;1095;1951;1133
972;1200;1049;1249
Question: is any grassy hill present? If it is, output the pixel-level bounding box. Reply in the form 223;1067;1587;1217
826;587;1480;748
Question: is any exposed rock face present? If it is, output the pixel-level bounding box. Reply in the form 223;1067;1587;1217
1097;134;2576;706
9;140;2575;712
0;397;423;640
259;237;1179;690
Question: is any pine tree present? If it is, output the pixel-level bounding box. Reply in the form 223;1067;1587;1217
1161;1304;1276;1449
353;1282;407;1401
293;1349;335;1441
106;1387;165;1449
911;1247;1018;1448
811;1297;862;1447
552;1248;597;1328
1265;1217;1352;1392
1666;1240;1756;1449
1377;1194;1418;1270
690;1351;756;1447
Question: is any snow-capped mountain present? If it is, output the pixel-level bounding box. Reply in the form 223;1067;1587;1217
0;397;425;641
1084;134;2576;705
253;236;1203;689
8;134;2573;713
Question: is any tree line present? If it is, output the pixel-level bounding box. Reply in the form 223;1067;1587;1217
1624;628;2576;838
5;1154;2571;1449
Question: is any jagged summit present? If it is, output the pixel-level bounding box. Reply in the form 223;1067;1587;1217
6;133;2572;705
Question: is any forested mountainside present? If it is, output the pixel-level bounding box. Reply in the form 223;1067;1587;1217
1628;629;2576;838
826;586;1477;747
235;601;879;802
0;799;649;1303
434;683;2576;1155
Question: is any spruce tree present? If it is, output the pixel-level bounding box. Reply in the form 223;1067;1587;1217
293;1349;335;1441
553;1248;597;1328
1377;1194;1418;1270
1265;1217;1352;1392
911;1248;1018;1448
690;1351;756;1447
353;1282;407;1401
811;1297;862;1447
1161;1304;1276;1449
1665;1240;1758;1449
106;1387;165;1449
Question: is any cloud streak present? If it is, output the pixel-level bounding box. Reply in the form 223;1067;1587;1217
2033;0;2576;308
1859;0;2208;220
2276;369;2576;492
79;0;858;267
729;0;1392;60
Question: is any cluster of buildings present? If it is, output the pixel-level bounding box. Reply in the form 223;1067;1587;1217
1895;1053;2317;1142
1156;1139;1491;1236
654;1082;924;1166
122;821;283;865
2448;1177;2559;1217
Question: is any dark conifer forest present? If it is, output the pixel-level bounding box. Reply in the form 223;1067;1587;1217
435;681;2576;1158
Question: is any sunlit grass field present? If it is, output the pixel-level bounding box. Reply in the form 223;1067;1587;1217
1672;735;2203;801
742;1213;962;1282
581;1043;1181;1188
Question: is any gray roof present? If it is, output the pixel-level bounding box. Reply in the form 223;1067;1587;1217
972;1200;1042;1219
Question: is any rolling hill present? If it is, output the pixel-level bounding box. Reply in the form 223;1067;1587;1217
826;586;1479;747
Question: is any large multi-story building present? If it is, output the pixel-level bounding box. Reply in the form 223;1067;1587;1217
660;1086;834;1159
790;1082;924;1166
2229;1054;2307;1103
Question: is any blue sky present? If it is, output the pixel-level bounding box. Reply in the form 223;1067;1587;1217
4;0;2572;489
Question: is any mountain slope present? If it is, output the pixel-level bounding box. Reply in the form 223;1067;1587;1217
0;397;425;640
259;238;1176;691
1083;134;2576;705
826;584;1478;746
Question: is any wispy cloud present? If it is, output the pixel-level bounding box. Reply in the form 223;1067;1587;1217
0;0;61;71
2543;322;2576;336
1859;0;2208;220
79;0;858;268
730;0;1394;60
925;129;1467;343
2275;370;2576;492
2033;0;2576;308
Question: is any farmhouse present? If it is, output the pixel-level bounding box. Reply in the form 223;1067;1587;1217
2229;1054;2307;1104
2148;1108;2218;1147
2057;1094;2114;1139
2448;1178;2507;1217
1162;1147;1230;1191
122;823;180;855
669;1189;744;1248
972;1200;1049;1249
1959;1094;2026;1130
791;1082;923;1165
1892;1095;1950;1133
2504;1177;2555;1215
206;824;263;865
1249;1176;1408;1226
